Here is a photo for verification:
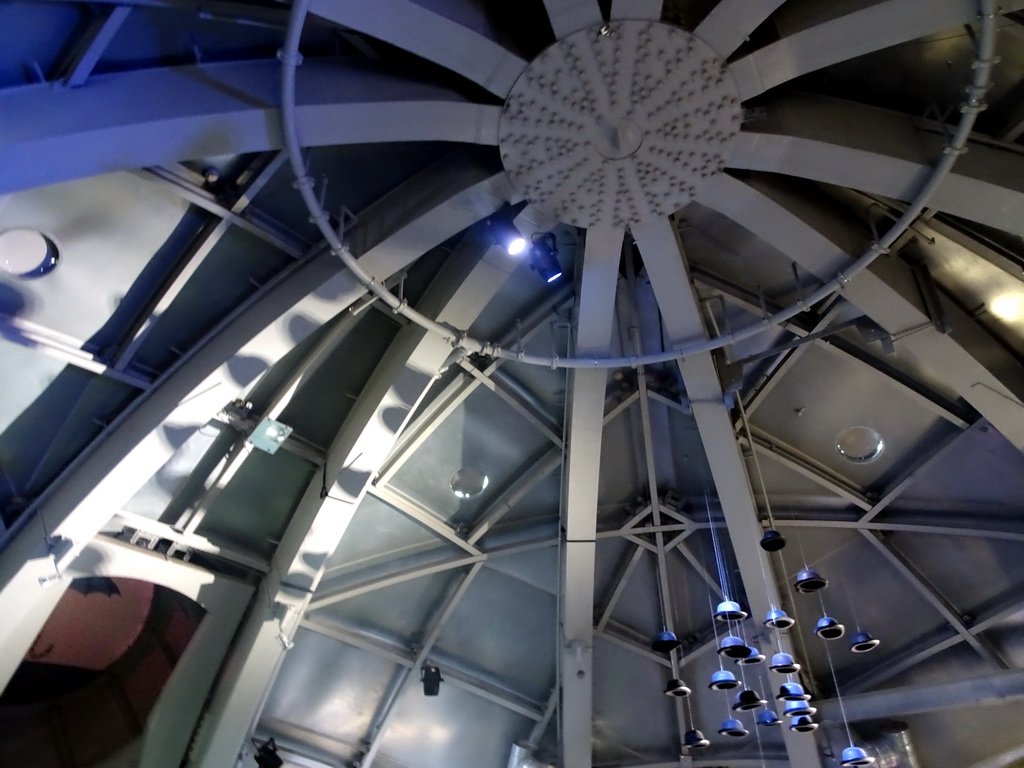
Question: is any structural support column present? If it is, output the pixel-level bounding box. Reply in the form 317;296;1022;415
187;230;523;767
632;216;822;768
560;225;622;768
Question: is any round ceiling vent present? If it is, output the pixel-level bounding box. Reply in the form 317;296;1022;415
835;426;884;463
0;228;60;278
449;466;489;499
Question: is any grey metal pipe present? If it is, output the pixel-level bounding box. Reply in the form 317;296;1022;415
280;1;997;369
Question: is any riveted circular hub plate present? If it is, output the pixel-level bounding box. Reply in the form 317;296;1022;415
499;21;741;229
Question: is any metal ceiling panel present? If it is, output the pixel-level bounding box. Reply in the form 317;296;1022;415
389;386;554;527
591;638;676;761
377;678;533;768
609;549;662;639
0;342;66;436
596;399;644;511
196;448;318;557
750;341;960;491
904;699;1024;768
0;172;189;341
262;628;400;748
484;546;558;597
324;493;455;578
744;451;853;510
893;423;1024;515
432;566;556;703
121;420;227;520
309;568;463;647
490;465;561;530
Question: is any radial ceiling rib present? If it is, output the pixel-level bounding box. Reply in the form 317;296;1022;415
701;173;1024;449
0;161;508;696
694;0;785;58
729;94;1024;237
307;0;527;98
543;0;604;38
560;225;622;768
189;231;523;768
631;216;823;768
609;0;662;21
0;59;500;194
729;0;1023;101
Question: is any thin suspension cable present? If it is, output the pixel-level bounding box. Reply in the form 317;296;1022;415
737;398;776;531
279;0;997;372
823;637;855;746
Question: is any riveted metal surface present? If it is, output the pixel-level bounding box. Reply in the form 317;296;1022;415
498;21;741;228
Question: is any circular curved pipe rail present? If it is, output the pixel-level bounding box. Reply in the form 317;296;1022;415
281;0;998;370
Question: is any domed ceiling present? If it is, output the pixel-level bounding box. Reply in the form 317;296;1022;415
4;2;1024;768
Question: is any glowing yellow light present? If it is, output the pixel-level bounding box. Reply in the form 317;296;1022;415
990;294;1024;321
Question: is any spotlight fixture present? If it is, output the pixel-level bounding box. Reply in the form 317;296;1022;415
652;630;681;653
714;600;748;622
528;232;563;282
717;635;753;659
849;631;881;653
815;616;846;640
760;529;786;551
764;608;796;630
732;689;767;711
789;715;819;733
253;738;284;768
756;710;781;727
683;728;710;749
664;678;691;697
709;669;740;691
0;228;60;278
769;652;801;674
421;663;443;696
841;746;877;767
486;203;528;255
718;717;748;737
794;568;828;593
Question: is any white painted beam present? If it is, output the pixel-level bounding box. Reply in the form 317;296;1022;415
560;225;623;768
729;0;1022;100
308;0;527;97
695;0;785;58
0;59;501;193
701;172;1024;450
187;232;525;767
728;94;1024;238
631;216;823;768
543;0;604;38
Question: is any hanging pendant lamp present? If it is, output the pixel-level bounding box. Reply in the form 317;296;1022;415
736;646;766;665
664;678;692;697
840;746;876;766
756;709;781;727
718;718;748;737
682;729;710;749
764;607;796;630
783;699;817;718
652;630;682;653
732;689;767;711
709;669;741;691
815;616;846;640
789;715;819;733
717;635;753;659
794;568;828;593
714;600;748;622
769;652;801;674
849;631;881;653
760;529;786;551
776;682;811;701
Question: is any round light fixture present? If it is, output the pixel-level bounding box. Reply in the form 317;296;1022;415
0;228;59;278
990;293;1024;321
449;466;489;499
836;426;885;463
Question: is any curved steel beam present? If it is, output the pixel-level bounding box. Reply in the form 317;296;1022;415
308;0;527;98
729;94;1024;237
0;58;501;194
729;0;1022;100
